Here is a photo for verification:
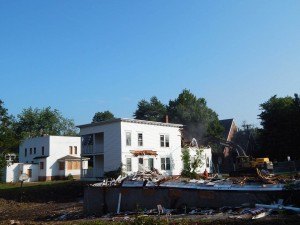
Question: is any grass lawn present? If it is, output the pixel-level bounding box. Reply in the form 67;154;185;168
0;180;87;202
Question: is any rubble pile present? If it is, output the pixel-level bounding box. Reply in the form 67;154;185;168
91;169;174;187
106;200;300;221
90;168;300;188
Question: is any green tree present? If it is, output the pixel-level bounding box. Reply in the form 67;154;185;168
167;89;223;146
258;94;300;161
181;145;204;178
181;146;191;177
92;111;115;123
133;96;167;122
0;100;18;153
15;107;78;139
0;154;7;180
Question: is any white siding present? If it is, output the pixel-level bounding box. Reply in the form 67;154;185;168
18;135;81;181
48;136;81;178
121;121;182;175
79;119;183;179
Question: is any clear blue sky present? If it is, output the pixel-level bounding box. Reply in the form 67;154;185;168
1;1;300;128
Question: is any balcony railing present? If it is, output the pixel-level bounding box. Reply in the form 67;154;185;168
81;169;103;180
82;145;104;155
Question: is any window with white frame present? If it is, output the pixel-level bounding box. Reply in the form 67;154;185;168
206;157;210;167
160;134;170;147
138;133;143;146
161;157;170;170
126;132;131;146
126;158;132;172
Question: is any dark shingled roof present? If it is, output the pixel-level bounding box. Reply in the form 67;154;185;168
219;119;234;140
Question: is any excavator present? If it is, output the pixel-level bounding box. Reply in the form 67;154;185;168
220;140;273;177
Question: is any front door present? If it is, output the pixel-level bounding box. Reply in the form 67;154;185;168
138;158;144;171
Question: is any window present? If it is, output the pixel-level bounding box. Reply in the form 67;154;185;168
25;148;27;157
30;148;32;155
69;146;73;155
27;169;32;178
42;146;44;155
59;162;65;170
126;132;131;146
161;157;170;170
34;147;36;154
206;157;210;168
74;146;77;155
126;158;132;172
40;162;44;170
138;133;143;146
160;135;170;147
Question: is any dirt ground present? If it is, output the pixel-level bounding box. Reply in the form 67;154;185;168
1;198;300;225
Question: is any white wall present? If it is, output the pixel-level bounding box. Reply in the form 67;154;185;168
2;163;39;182
19;135;81;180
120;120;182;175
3;163;20;182
22;164;39;182
19;136;50;164
48;136;81;178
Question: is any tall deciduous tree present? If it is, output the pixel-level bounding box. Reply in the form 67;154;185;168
167;89;223;145
15;107;78;139
133;96;167;122
0;100;18;153
92;111;115;122
258;94;300;161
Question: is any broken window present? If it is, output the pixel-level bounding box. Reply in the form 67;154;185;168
161;157;170;170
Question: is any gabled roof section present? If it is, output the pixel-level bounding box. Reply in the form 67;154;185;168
77;118;183;129
219;118;235;141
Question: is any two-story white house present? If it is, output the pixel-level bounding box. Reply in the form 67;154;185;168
17;135;88;181
78;118;183;181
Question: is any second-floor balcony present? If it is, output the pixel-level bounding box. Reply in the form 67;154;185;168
82;145;104;155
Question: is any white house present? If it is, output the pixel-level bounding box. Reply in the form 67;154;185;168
78;118;183;181
5;135;88;182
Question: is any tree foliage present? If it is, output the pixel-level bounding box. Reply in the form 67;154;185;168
258;94;300;161
0;100;18;153
181;146;204;178
167;89;223;145
92;111;115;123
15;107;78;139
133;96;167;122
181;146;191;177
